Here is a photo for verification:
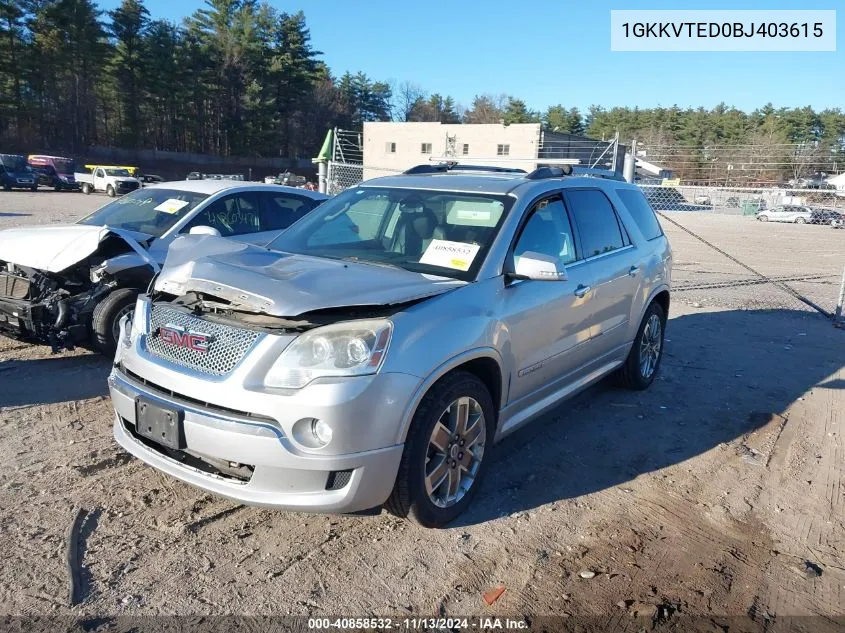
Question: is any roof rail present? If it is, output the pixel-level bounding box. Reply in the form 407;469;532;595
405;157;624;181
527;164;624;181
570;166;625;181
403;163;527;175
525;165;573;180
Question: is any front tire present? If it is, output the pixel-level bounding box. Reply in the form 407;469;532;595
795;217;806;224
386;371;495;527
91;288;138;355
106;184;115;197
616;302;666;390
759;215;768;222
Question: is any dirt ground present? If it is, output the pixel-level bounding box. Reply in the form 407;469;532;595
1;191;844;630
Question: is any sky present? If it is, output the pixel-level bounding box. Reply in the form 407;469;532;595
95;0;843;115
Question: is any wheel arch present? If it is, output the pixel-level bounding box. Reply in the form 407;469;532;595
650;287;670;320
395;348;505;445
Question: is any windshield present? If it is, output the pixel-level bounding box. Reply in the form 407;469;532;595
266;186;514;281
105;168;131;177
78;188;209;238
1;154;29;172
54;159;75;174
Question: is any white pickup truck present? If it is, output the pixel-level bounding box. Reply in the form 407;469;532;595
76;166;141;196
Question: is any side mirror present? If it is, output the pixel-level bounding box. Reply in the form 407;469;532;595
188;225;221;237
509;251;567;281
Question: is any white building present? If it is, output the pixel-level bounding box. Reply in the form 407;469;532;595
361;122;624;180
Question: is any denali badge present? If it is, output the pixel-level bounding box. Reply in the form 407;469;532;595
157;324;214;353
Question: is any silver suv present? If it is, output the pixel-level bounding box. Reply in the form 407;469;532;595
109;165;672;527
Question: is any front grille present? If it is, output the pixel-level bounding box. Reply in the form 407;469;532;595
145;305;261;376
0;272;30;299
118;181;139;191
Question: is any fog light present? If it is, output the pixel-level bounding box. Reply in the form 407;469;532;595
311;419;333;445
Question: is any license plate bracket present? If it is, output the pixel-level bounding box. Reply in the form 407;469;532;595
135;397;184;450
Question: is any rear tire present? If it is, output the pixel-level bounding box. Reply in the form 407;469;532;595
386;371;495;528
91;288;138;356
30;185;37;192
616;302;666;391
795;217;806;224
106;184;115;197
82;183;91;194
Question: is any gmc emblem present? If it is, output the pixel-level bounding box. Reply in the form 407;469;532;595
157;324;214;353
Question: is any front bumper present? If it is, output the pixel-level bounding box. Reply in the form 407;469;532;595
3;178;36;189
109;366;409;513
0;296;38;338
0;295;88;347
115;181;140;194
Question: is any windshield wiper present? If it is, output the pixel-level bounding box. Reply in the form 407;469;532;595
340;256;402;270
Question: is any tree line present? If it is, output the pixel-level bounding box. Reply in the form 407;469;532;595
2;0;844;178
0;0;392;158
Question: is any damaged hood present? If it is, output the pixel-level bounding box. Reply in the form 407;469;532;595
156;234;466;316
0;224;154;273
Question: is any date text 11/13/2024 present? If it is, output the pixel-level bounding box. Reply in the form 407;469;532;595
307;617;529;630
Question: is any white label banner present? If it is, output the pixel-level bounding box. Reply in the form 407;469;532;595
610;10;836;52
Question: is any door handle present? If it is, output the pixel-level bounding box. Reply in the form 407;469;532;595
629;266;640;277
574;284;591;298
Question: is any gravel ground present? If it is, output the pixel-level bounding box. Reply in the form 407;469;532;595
1;191;844;630
0;189;104;228
659;211;845;315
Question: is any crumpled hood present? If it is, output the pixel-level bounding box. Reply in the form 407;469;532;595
155;234;466;316
0;224;153;273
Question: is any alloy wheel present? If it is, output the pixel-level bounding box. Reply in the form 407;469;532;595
424;396;486;508
639;314;662;379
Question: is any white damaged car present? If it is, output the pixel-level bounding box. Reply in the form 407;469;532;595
0;180;327;353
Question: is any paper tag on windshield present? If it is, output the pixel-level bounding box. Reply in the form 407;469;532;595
456;209;491;221
154;199;189;214
420;239;480;272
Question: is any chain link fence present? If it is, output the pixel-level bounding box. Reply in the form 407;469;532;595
640;184;844;317
836;264;845;328
326;162;404;195
325;154;845;320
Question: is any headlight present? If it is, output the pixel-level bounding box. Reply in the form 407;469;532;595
264;319;392;389
133;295;151;335
121;313;133;348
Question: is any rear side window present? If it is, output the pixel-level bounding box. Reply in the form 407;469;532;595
184;192;261;236
564;189;625;258
616;189;663;240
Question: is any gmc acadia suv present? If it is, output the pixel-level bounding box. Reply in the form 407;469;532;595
108;164;672;527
